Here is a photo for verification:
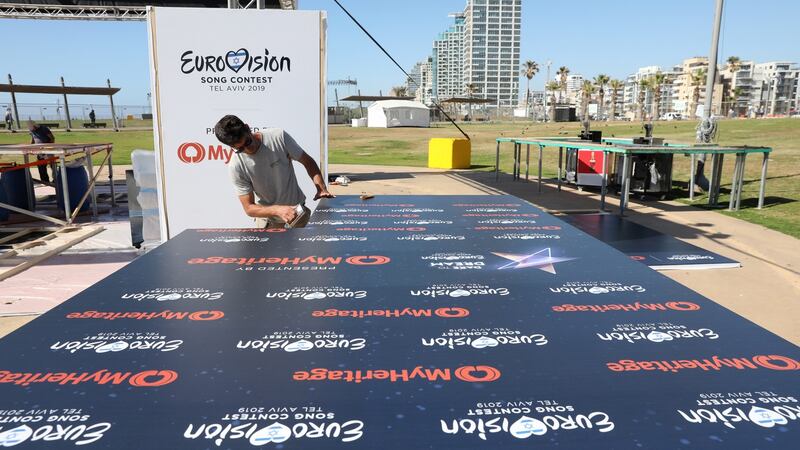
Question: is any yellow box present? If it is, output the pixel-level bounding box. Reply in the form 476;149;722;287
428;138;471;169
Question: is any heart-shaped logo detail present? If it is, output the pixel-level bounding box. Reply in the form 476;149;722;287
646;331;674;343
509;416;547;438
250;422;292;445
96;341;129;353
471;336;499;349
588;286;610;294
303;291;327;300
748;406;788;428
226;48;249;73
284;340;314;352
157;293;182;301
449;289;472;298
0;425;33;447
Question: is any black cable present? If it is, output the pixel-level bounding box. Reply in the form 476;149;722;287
332;0;470;140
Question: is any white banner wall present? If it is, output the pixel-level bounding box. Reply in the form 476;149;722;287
147;7;327;239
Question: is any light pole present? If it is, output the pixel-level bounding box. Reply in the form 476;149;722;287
544;60;552;122
40;107;47;121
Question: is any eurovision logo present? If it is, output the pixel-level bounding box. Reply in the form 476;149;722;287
391;208;443;213
452;203;522;207
493;248;575;274
478;218;537;225
184;405;363;446
0;408;110;447
667;254;715;261
293;365;501;384
397;234;465;241
678;391;799;429
266;286;367;300
422;252;486;270
51;332;183;354
597;322;719;344
394;219;454;225
410;283;509;299
422;328;547;350
493;233;560;240
237;331;366;353
121;288;224;302
441;400;614;441
549;281;646;295
180;48;291;74
298;235;367;242
314;208;368;213
308;219;367;226
197;235;270;243
465;208;519;213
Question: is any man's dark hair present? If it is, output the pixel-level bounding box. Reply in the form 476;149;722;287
214;115;249;146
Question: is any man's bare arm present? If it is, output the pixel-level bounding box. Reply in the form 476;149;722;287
237;193;297;222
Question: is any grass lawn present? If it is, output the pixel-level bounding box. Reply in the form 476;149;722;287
2;117;797;238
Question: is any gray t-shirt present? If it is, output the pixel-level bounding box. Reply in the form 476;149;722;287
228;128;306;208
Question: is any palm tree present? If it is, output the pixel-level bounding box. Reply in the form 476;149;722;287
593;74;610;120
391;86;407;97
649;72;668;120
521;60;539;119
608;79;624;120
690;68;706;119
580;80;595;121
637;78;650;121
557;66;570;103
545;81;560;121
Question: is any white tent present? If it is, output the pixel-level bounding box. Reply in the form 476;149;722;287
367;100;430;128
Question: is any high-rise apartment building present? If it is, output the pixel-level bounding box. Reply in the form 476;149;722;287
428;0;521;109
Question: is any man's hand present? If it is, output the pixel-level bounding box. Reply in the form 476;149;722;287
314;188;335;200
272;205;298;223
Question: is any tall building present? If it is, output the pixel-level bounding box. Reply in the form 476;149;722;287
751;62;799;116
463;0;522;108
432;13;466;103
429;0;521;109
407;57;435;105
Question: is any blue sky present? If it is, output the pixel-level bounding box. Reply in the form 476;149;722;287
1;0;798;107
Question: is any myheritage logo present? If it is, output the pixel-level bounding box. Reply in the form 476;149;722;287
180;48;291;74
177;142;234;164
293;365;501;383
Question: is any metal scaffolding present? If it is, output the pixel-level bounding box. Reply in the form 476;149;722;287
0;1;295;21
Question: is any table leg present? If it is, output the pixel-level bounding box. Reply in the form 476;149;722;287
59;155;72;223
620;154;631;216
728;154;740;211
108;148;116;208
557;147;563;192
689;154;696;201
22;154;34;211
525;144;530;181
758;153;768;209
495;141;500;182
736;154;746;210
600;151;608;211
85;150;98;219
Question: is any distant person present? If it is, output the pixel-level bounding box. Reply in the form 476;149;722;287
28;120;55;184
4;107;12;132
213;115;334;228
89;109;96;125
